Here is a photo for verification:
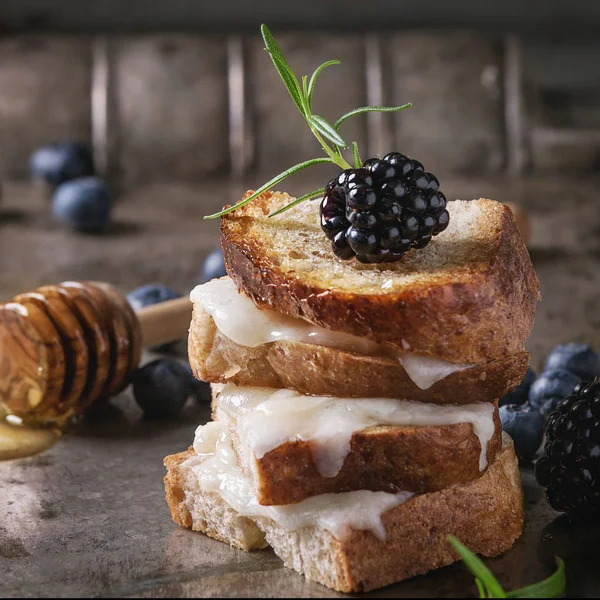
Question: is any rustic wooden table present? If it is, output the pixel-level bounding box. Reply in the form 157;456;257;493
1;176;600;597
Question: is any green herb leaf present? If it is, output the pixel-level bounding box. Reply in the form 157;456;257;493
334;102;412;131
475;578;487;598
309;115;348;148
307;60;340;109
450;537;566;599
506;558;565;599
268;187;326;217
352;142;362;168
448;536;507;598
203;158;334;219
261;24;306;117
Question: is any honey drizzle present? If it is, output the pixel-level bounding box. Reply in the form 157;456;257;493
0;405;62;461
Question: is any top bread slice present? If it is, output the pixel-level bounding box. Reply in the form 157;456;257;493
221;191;539;364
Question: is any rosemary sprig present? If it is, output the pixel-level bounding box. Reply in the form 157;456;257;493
203;24;412;220
268;187;326;218
334;103;412;131
448;536;566;599
352;142;362;169
204;158;334;219
307;60;340;109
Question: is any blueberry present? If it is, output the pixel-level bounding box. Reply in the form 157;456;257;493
132;358;196;418
30;141;94;187
127;284;181;311
529;369;581;415
544;343;599;380
127;284;182;352
51;177;111;232
499;367;537;407
201;248;227;282
500;403;545;463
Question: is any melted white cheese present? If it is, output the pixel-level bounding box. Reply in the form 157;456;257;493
191;276;380;355
190;277;472;390
186;420;411;541
214;384;496;474
398;353;471;389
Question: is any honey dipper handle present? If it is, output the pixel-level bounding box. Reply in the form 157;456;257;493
136;296;192;347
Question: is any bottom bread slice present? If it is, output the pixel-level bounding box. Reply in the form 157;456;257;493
164;449;268;552
164;433;523;593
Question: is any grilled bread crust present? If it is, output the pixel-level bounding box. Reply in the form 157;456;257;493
220;192;539;364
164;435;523;593
214;403;502;506
189;304;529;404
164;450;267;551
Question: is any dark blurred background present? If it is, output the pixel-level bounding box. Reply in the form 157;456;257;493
2;0;600;182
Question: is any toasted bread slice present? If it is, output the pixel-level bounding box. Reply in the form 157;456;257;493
164;449;267;551
221;192;539;364
164;434;523;593
214;397;502;505
189;303;529;404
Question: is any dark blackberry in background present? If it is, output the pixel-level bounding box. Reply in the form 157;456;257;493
320;153;449;263
535;378;600;516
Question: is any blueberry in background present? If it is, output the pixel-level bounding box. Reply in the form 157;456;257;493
499;367;537;407
127;284;183;352
52;177;112;232
132;358;196;418
544;343;599;380
127;284;181;312
529;368;581;417
30;141;94;187
500;403;545;464
201;248;227;282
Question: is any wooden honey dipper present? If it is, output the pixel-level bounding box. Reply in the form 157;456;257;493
0;281;192;424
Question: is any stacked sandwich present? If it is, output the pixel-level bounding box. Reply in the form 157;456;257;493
164;191;539;593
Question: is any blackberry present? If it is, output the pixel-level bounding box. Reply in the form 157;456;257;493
320;153;449;262
534;378;600;516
